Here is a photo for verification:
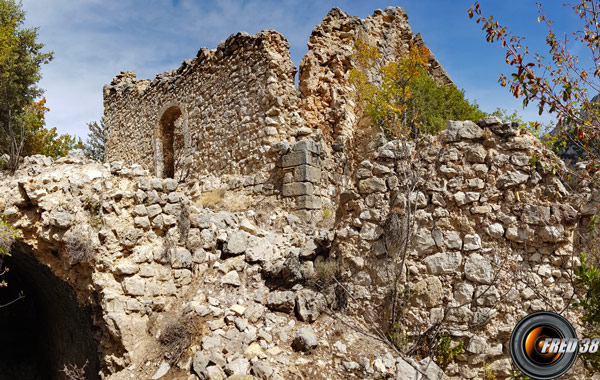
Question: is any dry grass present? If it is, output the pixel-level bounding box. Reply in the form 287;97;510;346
64;225;95;265
197;189;226;209
314;259;344;283
159;314;203;365
60;360;88;380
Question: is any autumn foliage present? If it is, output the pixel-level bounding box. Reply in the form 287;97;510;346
469;1;600;170
0;0;80;171
349;40;484;139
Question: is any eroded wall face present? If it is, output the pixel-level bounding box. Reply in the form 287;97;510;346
299;7;453;141
104;31;300;178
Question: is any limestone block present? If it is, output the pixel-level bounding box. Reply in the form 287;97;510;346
464;253;493;284
463;234;482;251
358;177;387;194
413;277;443;307
466;335;487;354
424;251;462;274
164;178;178;192
296;195;322;209
171;247;192;269
294;164;321;182
221;271;241;286
454;282;474;304
539;225;565;242
485;223;504;238
281;151;316;167
496;170;529;188
292;139;320;154
282;182;314;196
506;224;535;242
292;326;318;351
245;236;277;263
445;230;462;250
226;230;248;255
521;204;551;225
360;222;383;241
266;290;295;313
414;229;436;255
134;216;151;229
466;144;487;163
445;120;483;142
122;276;145;296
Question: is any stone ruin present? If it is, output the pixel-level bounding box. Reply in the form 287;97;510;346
0;6;598;380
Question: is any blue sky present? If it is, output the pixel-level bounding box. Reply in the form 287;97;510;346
21;1;589;139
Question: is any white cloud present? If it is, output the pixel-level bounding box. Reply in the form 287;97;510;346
20;0;556;140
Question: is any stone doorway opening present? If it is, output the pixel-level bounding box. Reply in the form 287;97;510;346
158;106;183;179
0;244;100;380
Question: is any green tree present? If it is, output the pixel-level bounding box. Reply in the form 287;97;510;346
407;73;486;135
0;0;53;170
349;40;484;139
83;118;105;162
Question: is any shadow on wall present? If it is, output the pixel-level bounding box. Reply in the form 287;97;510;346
0;243;100;380
158;106;183;179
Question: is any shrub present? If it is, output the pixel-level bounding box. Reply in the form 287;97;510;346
313;259;343;284
60;360;88;380
574;253;600;373
0;216;18;256
434;335;464;370
160;313;203;365
64;225;95;265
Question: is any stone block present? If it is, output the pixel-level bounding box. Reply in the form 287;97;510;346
281;151;316;168
296;195;322;210
294;165;321;182
282;182;313;197
358;177;387;194
445;120;483;142
292;139;320;154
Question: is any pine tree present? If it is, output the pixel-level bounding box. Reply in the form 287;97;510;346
83;118;105;162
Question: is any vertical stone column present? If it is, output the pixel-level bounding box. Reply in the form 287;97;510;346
279;140;322;210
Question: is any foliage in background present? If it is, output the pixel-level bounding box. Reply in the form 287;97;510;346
0;215;18;258
434;335;464;371
0;0;80;170
349;40;485;139
83;118;105;162
574;253;600;374
0;215;22;306
469;1;600;174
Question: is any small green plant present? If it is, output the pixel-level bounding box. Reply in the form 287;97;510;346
0;215;19;257
484;362;497;380
574;253;600;374
434;335;464;370
313;259;343;283
322;208;332;219
0;215;20;292
387;322;409;352
82;196;102;227
509;371;534;380
590;214;599;232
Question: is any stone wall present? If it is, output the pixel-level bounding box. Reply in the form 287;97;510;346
104;7;451;179
104;30;301;179
329;117;582;378
0;152;440;380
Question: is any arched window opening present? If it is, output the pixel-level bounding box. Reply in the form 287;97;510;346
159;106;183;179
